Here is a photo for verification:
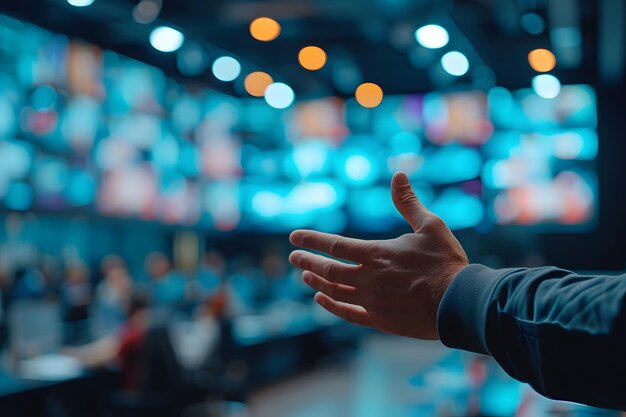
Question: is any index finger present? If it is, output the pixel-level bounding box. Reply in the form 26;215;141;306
289;230;372;263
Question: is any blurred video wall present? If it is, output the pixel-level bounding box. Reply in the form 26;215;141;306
0;15;598;234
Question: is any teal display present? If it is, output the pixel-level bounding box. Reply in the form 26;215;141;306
0;14;598;233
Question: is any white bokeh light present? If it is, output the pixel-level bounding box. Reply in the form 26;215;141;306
415;24;449;49
212;56;241;82
264;82;295;109
532;74;561;99
67;0;95;6
150;26;184;53
345;155;372;181
441;51;470;76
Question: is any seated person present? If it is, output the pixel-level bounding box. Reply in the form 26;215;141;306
65;295;150;392
61;261;92;344
144;253;187;309
193;250;226;298
94;264;133;335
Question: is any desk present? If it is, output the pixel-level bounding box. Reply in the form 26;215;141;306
0;368;111;417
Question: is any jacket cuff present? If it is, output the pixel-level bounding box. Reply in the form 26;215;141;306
437;264;504;355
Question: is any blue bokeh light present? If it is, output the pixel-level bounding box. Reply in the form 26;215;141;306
264;82;295;109
532;74;561;99
4;182;33;211
441;51;469;76
212;56;241;82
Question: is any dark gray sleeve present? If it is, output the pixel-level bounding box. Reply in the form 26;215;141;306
437;264;626;410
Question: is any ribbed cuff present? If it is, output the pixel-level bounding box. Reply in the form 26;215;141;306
437;264;504;355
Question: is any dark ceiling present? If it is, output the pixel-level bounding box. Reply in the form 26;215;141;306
0;0;621;99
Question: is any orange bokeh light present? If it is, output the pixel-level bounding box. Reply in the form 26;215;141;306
298;46;327;71
250;17;281;42
244;71;274;97
355;83;384;108
528;48;556;72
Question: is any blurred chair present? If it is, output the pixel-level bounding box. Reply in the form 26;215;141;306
8;300;63;361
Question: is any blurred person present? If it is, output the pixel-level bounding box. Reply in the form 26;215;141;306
289;172;626;410
61;261;92;344
224;255;263;315
260;253;305;305
145;252;187;309
38;254;62;302
100;254;127;280
94;264;133;334
193;250;226;299
8;265;46;300
171;291;228;371
66;295;151;392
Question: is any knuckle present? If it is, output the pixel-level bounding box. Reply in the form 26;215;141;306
423;215;446;231
399;190;417;205
326;284;336;300
328;238;341;257
367;242;386;265
323;263;336;280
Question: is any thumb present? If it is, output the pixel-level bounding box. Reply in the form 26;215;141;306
391;172;428;232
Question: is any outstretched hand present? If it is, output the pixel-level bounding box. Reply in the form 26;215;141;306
288;172;469;340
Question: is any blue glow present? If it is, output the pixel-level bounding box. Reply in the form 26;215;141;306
0;95;17;137
212;56;241;82
347;187;399;231
0;140;32;179
66;171;96;206
31;85;58;111
553;130;597;160
289;141;329;178
312;210;347;233
151;135;180;169
285;182;340;214
4;182;33;211
61;96;100;148
431;188;484;230
160;171;187;196
150;26;184;53
176;42;210;77
480;381;522;416
171;95;202;134
345;155;372;181
521;12;545;35
482;160;512;189
178;142;200;177
441;51;469;76
264;82;295;109
423;146;482;184
252;191;283;218
390;131;422;154
532;74;561;99
34;160;69;194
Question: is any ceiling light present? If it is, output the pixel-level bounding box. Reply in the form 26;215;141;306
244;72;274;97
528;48;556;72
532;74;561;99
250;17;281;42
150;26;184;53
67;0;95;6
212;56;241;82
298;46;327;71
264;82;295;109
441;51;469;76
415;24;449;49
355;83;384;108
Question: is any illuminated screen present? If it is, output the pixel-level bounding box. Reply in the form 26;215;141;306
0;14;598;233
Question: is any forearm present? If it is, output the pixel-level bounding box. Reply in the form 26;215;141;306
437;264;626;410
